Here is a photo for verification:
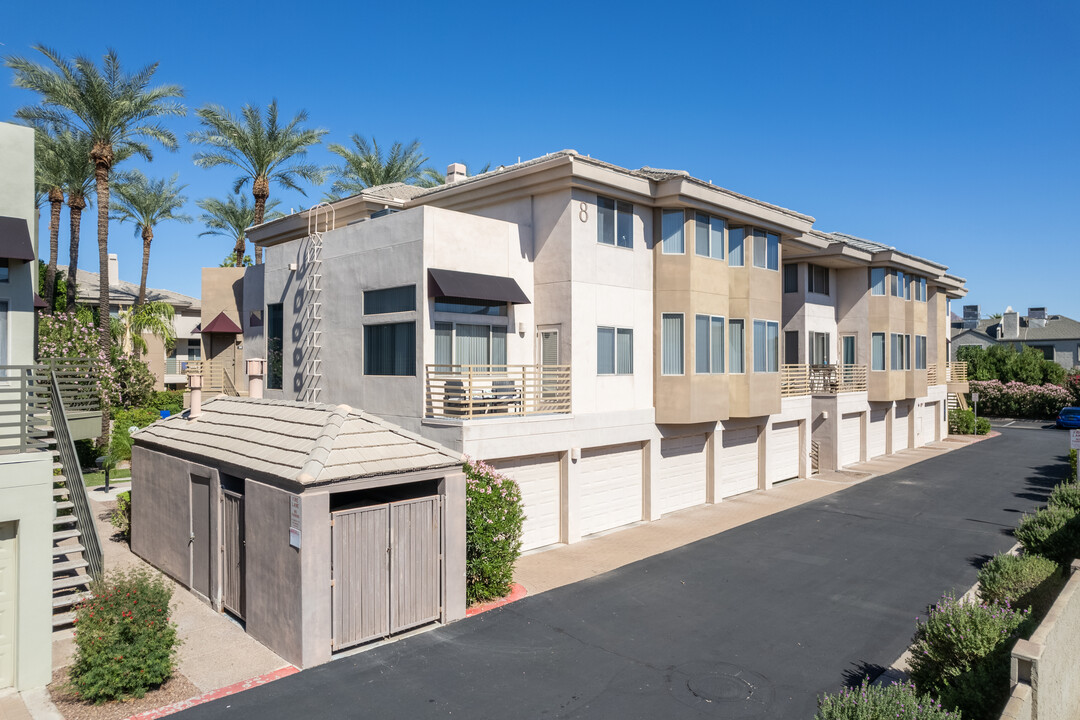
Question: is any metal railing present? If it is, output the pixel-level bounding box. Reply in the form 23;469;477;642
0;367;52;453
781;364;868;397
44;358;101;413
927;364;939;385
946;362;968;383
222;368;240;397
425;364;572;419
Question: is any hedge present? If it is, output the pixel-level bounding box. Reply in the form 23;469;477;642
816;677;959;719
465;459;525;604
977;553;1059;614
968;380;1072;419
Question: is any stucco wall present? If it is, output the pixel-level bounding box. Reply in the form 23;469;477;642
0;122;37;368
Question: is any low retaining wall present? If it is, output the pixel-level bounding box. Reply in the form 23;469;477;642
1000;559;1080;720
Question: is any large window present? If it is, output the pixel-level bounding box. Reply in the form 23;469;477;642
915;335;927;370
661;314;684;375
662;210;685;254
694;315;725;374
597;327;633;375
728;319;746;373
810;331;830;365
728;227;745;267
365;285;415;314
808;264;829;295
266;303;283;390
694;213;725;260
892;270;910;300
753;320;779;373
434;296;507;316
914;276;927;302
364;322;416;375
783;264;798;293
435;322;506;367
870;268;886;296
597;196;633;248
784;330;799;364
752;229;780;270
890;333;911;371
871;332;886;371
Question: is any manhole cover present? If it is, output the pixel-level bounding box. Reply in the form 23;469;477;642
669;661;772;716
687;672;755;702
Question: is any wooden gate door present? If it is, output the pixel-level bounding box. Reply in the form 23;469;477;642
331;505;390;651
222;490;245;618
190;475;212;600
390;497;441;634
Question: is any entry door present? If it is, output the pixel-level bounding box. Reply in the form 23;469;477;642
538;328;561;405
190;475;212;600
0;521;16;690
221;490;245;619
389;498;441;634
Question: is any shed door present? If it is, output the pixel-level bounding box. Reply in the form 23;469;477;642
332;505;390;651
720;427;759;498
491;454;561;551
390;497;441;634
868;408;888;459
893;403;910;451
768;421;801;484
221;490;245;619
658;435;708;515
839;412;862;467
190;475;212;600
0;522;16;690
578;444;643;537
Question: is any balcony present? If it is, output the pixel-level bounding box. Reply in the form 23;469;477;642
0;359;102;451
946;362;968;383
781;364;868;398
425;364;571;419
185;361;242;397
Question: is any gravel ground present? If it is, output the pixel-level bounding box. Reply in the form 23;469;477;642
48;666;200;720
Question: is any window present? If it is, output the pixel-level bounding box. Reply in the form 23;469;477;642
661;210;685;254
364;322;416;375
783;264;798;293
915;335;927;370
784;330;799;364
808;264;829;295
364;285;415;314
914;276;927;302
434;297;507;316
435;322;506;367
694;315;725;374
266;303;283;390
187;339;202;362
752;229;779;270
0;259;8;282
597;195;633;248
597;327;633;375
728;319;745;373
810;331;830;365
842;335;856;365
892;270;910;300
890;333;912;371
661;314;684;375
753;320;779;373
870;268;886;296
694;213;725;259
728;227;745;267
871;332;886;371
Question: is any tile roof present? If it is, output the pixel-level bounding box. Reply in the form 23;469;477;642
951;314;1080;342
133;397;462;485
201;311;242;334
59;265;199;309
828;232;895;253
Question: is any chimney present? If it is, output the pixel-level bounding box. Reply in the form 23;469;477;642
108;253;119;287
962;305;980;330
446;163;467;184
1028;307;1047;328
1001;307;1020;340
247;358;265;399
188;373;202;419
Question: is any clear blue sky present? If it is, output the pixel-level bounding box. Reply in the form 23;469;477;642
3;0;1078;318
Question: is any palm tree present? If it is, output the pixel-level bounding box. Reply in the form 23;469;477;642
111;171;192;309
189;101;326;264
34;130;66;312
416;161;492;188
58;131;97;311
6;46;185;439
326;136;428;199
110;301;175;356
196;194;281;263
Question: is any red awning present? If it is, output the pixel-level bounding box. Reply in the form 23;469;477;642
200;311;242;334
34;293;47;309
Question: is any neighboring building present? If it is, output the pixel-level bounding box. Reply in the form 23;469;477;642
62;256;201;389
196;267;248;395
951;305;1080;370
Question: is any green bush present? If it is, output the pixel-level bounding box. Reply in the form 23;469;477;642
1014;505;1080;565
465;459;525;604
977;553;1059;612
948;409;976;435
110;407;162;462
68;567;178;703
1049;482;1080;513
1070;449;1077;482
146;390;185;415
816;677;959;719
110;355;155;410
975;417;991;435
909;593;1028;718
111;491;131;541
75;438;102;471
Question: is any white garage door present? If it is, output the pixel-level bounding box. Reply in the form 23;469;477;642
658;435;708;515
720;427;759;498
868;408;888;459
839;412;862;468
491;454;561;551
579;443;643;537
893;403;910;451
919;402;939;446
768;421;801;484
0;522;16;690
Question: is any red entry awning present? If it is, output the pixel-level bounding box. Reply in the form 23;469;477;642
200;311;242;334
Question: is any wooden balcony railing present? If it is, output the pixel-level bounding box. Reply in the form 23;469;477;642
425;364;571;419
927;364;939;385
946;362;968;383
780;364;810;397
781;364;868;397
185;360;240;397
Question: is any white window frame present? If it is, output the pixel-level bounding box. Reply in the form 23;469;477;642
752;319;779;373
694;212;726;260
809;331;831;365
694;314;725;374
661;209;685;255
597;195;634;249
915;335;927;370
871;332;886;371
661;313;685;376
434;321;508;367
597;326;633;375
808;264;830;295
728;318;746;374
870;267;886;296
728;227;745;267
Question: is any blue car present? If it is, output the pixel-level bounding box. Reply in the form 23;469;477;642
1056;407;1080;429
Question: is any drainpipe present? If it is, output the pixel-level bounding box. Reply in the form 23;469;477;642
247;358;266;399
189;373;203;419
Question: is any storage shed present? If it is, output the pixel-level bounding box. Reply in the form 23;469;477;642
130;397;465;668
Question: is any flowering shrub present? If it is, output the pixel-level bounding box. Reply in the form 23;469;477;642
465;459;525;604
816;677;959;719
68;567;178;703
977;553;1059;613
110;355;154;409
908;593;1028;718
968;380;1072;419
1066;372;1080;406
1014;505;1080;564
37;309;115;403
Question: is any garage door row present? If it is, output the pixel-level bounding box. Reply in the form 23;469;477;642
492;425;804;552
841;401;941;470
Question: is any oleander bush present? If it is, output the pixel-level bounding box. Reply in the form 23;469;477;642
977;553;1059;613
948;409;976;435
968;380;1072;419
1014;505;1080;565
111;491;131;541
816;677;959;719
68;568;178;703
465;459;525;604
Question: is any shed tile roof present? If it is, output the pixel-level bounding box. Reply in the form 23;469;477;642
133;397;462;485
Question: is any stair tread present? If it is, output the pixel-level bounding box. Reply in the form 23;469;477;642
53;591;91;609
53;487;69;497
53;574;92;591
53;558;89;573
52;528;81;541
53;612;77;627
53;515;77;526
53;475;67;483
52;543;85;557
55;501;74;511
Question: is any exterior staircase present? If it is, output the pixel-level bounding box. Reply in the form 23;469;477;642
947;392;969;412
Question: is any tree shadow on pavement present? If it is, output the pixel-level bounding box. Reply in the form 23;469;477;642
842;661;887;688
967;553;994;570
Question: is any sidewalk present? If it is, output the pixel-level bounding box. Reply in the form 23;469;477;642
514;435;996;595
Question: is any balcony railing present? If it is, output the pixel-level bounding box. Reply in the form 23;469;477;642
425;364;571;419
781;364;868;397
185;360;240;397
946;362;968;383
0;359;100;454
927;364;939;385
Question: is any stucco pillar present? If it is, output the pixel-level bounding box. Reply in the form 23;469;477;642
561;450;579;544
643;436;662;521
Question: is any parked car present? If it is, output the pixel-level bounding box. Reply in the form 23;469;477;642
1056;407;1080;429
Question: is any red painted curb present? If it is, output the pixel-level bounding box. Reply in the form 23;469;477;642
466;583;527;617
125;665;299;720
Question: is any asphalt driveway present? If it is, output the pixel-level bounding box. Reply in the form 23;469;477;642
179;427;1070;719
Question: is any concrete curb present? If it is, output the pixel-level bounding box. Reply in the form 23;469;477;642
21;688;64;720
466;583;527;617
124;665;299;720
